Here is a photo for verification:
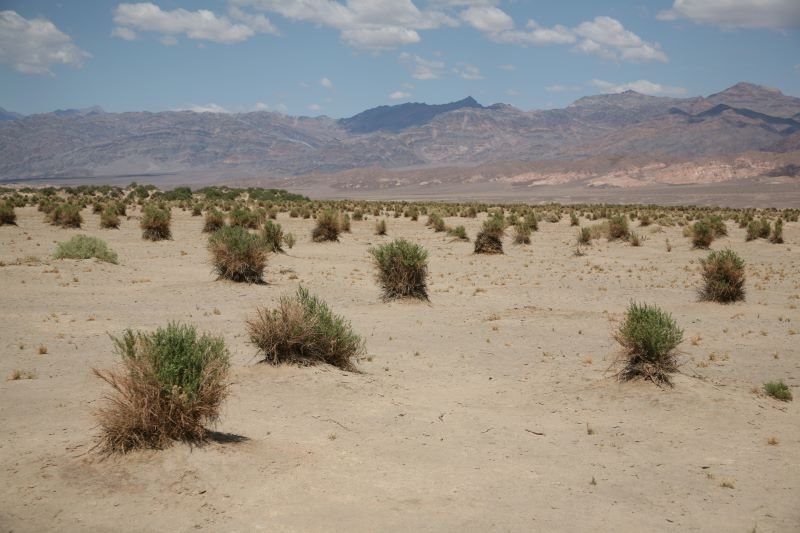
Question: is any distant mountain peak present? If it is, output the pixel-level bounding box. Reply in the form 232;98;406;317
711;82;783;98
339;96;483;134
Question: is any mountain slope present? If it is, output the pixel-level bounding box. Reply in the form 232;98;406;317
340;96;484;133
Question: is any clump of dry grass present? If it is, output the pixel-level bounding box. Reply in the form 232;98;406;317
513;223;532;245
49;203;83;228
93;323;230;453
100;206;120;229
375;219;387;236
203;209;225;233
369;239;429;300
208;225;267;283
614;302;683;386
312;210;341;242
474;216;505;254
247;286;365;370
140;205;171;241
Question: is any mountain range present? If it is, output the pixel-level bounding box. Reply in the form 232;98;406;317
1;82;799;189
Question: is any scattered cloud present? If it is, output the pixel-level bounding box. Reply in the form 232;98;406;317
234;0;457;49
454;62;483;80
308;103;322;112
399;52;445;80
498;63;516;71
111;26;137;40
545;84;582;93
389;91;411;100
574;17;667;63
113;3;277;45
460;6;513;33
320;77;334;89
590;79;687;96
0;10;91;74
180;103;230;113
658;0;800;30
253;102;269;111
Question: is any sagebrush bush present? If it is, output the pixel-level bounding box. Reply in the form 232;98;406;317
54;235;118;264
0;202;16;225
699;249;745;303
513;222;532;244
691;220;714;248
578;227;592;245
49;203;82;228
229;207;259;229
247;286;365;370
312;210;341;242
283;232;296;249
375;219;387;235
474;216;505;254
448;225;469;241
614;302;683;385
262;220;284;253
100;207;120;229
608;215;629;240
769;218;784;244
369;239;429;300
140;205;171;240
203;209;225;233
763;380;792;402
93;322;230;453
208;225;267;283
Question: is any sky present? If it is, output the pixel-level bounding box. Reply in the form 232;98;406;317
1;0;799;117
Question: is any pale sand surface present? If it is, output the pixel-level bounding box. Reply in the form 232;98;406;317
1;206;798;532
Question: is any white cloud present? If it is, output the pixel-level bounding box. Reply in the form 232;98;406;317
454;62;483;80
545;84;582;93
308;103;322;112
233;0;456;49
111;26;137;40
574;16;667;63
320;77;334;89
590;79;687;96
399;52;445;80
253;102;269;111
0;10;91;74
658;0;800;30
180;103;230;113
389;91;411;100
460;6;513;33
113;3;277;45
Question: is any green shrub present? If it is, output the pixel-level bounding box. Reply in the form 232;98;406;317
140;205;171;241
629;231;644;247
769;218;784;244
283;232;296;249
100;207;120;229
312;210;341;242
578;227;592;245
691;220;714;248
745;219;760;241
758;218;771;239
191;204;203;217
608;215;629;240
763;381;792;402
93;322;230;452
203;209;225;233
699;249;745;303
262;220;284;253
474;216;505;254
54;235;118;264
247;286;365;370
570;212;579;226
229;207;259;229
375;219;387;235
513;222;532;244
614;302;683;385
369;239;429;300
49;203;82;228
208;225;267;283
447;225;469;241
0;202;17;225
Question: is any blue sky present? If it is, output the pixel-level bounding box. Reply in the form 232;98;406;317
1;1;799;117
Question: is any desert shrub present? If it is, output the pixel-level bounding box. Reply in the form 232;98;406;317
474;216;505;254
513;222;532;244
763;381;792;402
353;209;364;221
100;207;120;229
375;219;387;235
639;213;651;226
247;286;365;370
578;227;592;245
191;204;202;216
448;225;469;241
262;220;284;253
570;212;579;226
312;210;341;242
93;322;230;453
369;239;429;300
608;215;629;240
524;212;539;231
339;212;351;232
614;302;683;385
769;218;784;244
50;203;82;228
629;231;644;247
140;205;171;241
707;215;727;237
229;207;259;229
699;249;745;303
745;219;760;241
0;202;16;225
758;218;771;239
283;232;296;249
208;225;267;283
427;213;445;232
54;235;118;264
691;220;714;248
203;209;225;233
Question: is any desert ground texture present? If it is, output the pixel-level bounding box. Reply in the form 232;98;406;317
1;205;798;532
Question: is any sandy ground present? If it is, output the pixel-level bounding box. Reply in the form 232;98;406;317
0;206;798;532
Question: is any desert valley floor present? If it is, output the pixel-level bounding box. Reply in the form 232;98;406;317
1;206;798;532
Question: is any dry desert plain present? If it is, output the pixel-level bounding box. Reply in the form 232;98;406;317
1;204;799;532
